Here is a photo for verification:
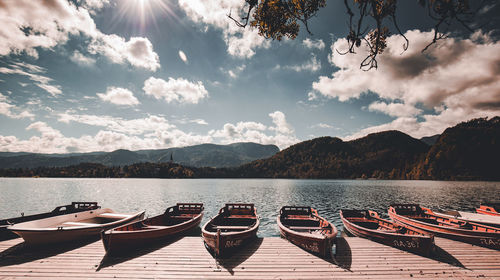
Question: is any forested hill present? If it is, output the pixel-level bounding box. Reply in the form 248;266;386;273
1;117;498;180
233;117;499;180
409;117;500;180
233;130;429;179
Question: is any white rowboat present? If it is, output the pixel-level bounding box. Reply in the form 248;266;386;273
8;208;144;245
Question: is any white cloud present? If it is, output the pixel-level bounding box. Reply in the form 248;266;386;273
302;38;325;50
0;0;160;71
0;62;62;96
89;36;160;71
368;101;422;118
178;0;270;58
286;54;321;72
225;28;271;58
97;87;140;106
269;111;294;135
307;92;317;101
176;118;209;125
178;50;188;63
226;65;246;78
0;93;35;120
0;0;98;58
58;113;173;135
312;123;333;129
313;29;500;139
0;114;213;153
84;0;111;11
210;111;298;149
70;50;96;66
143;77;208;104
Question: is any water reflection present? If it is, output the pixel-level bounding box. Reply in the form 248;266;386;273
0;178;498;237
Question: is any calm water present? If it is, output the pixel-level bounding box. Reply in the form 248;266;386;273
0;178;498;237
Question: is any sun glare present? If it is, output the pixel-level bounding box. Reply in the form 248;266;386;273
114;0;178;33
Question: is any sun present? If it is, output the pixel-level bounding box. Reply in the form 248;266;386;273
114;0;178;33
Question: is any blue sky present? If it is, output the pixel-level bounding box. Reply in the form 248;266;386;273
1;0;499;153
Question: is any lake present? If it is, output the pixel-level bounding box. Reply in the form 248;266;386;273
0;178;498;237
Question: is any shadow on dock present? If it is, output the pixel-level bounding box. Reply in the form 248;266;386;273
97;235;185;271
334;237;352;270
211;237;263;275
433;245;466;269
0;237;99;267
334;234;466;270
97;227;202;271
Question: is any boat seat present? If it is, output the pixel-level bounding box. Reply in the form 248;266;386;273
169;215;192;219
288;226;325;230
145;225;168;230
98;213;132;219
228;215;255;219
215;226;250;230
62;222;100;227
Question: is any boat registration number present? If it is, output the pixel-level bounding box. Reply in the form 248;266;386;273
301;242;320;253
226;240;243;247
480;238;499;247
393;239;419;248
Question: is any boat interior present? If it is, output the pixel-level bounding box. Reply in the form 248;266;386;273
206;204;257;233
280;206;333;234
112;204;204;232
56;213;134;228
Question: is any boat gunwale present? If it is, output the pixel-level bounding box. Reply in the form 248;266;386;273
201;213;260;237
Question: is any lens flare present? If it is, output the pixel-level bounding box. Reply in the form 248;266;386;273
112;0;179;34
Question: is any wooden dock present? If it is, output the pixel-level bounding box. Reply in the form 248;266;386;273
0;236;499;279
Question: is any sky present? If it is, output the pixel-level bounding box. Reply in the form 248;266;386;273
1;0;500;153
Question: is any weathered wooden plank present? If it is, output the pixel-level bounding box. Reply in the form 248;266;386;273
0;237;499;280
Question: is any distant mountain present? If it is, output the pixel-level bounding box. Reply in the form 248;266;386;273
233;130;429;179
410;117;500;180
420;134;440;146
0;142;279;169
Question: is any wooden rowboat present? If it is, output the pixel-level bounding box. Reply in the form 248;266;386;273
0;202;99;241
477;203;500;216
340;209;435;256
434;209;500;228
277;206;337;258
101;203;204;254
8;208;144;245
389;204;500;250
202;203;259;257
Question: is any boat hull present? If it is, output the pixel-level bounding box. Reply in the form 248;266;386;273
277;221;334;258
389;206;500;250
202;224;258;257
277;206;337;258
340;211;434;256
9;209;144;245
102;213;203;253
